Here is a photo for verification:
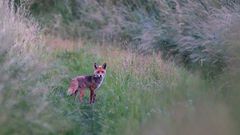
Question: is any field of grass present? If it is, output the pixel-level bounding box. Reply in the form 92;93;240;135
1;37;239;135
1;1;240;135
48;44;235;135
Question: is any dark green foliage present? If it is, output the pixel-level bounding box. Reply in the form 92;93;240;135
12;0;239;78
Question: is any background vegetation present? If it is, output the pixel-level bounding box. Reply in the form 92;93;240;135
1;0;240;135
23;0;240;77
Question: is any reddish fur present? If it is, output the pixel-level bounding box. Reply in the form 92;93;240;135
67;63;107;104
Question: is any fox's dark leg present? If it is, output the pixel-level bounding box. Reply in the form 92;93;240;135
93;92;96;103
89;89;94;104
74;88;79;100
74;89;78;96
79;89;85;102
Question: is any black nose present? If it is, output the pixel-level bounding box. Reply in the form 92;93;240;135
99;75;102;78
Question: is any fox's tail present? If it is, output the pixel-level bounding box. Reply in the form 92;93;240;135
67;79;78;96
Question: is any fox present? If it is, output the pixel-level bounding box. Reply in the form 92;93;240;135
67;63;107;104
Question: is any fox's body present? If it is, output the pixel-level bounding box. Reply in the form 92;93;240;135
67;63;107;104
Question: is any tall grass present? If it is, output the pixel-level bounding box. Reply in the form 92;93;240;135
0;2;63;134
48;43;238;135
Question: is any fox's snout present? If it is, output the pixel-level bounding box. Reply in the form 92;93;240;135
98;74;102;78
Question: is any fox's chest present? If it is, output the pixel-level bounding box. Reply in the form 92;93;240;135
96;78;104;89
89;76;104;90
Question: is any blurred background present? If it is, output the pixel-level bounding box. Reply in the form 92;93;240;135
0;0;240;135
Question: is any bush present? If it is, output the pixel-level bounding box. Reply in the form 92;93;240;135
11;0;239;77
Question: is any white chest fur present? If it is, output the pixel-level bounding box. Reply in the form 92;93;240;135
96;76;105;89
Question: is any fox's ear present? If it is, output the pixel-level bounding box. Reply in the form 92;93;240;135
94;63;98;69
102;63;107;69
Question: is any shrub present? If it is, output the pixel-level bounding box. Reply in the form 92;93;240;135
12;0;240;77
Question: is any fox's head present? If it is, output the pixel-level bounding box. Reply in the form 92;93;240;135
94;63;107;79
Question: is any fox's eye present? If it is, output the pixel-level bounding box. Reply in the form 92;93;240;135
101;71;104;73
97;71;100;74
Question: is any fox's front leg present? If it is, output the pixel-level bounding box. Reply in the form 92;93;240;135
89;89;95;104
89;90;93;104
92;92;96;103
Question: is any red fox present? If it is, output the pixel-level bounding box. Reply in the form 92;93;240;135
67;63;107;104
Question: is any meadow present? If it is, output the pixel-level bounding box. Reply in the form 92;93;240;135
1;1;240;135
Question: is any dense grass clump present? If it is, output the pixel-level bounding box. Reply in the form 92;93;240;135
45;43;238;135
48;46;206;135
0;2;52;134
